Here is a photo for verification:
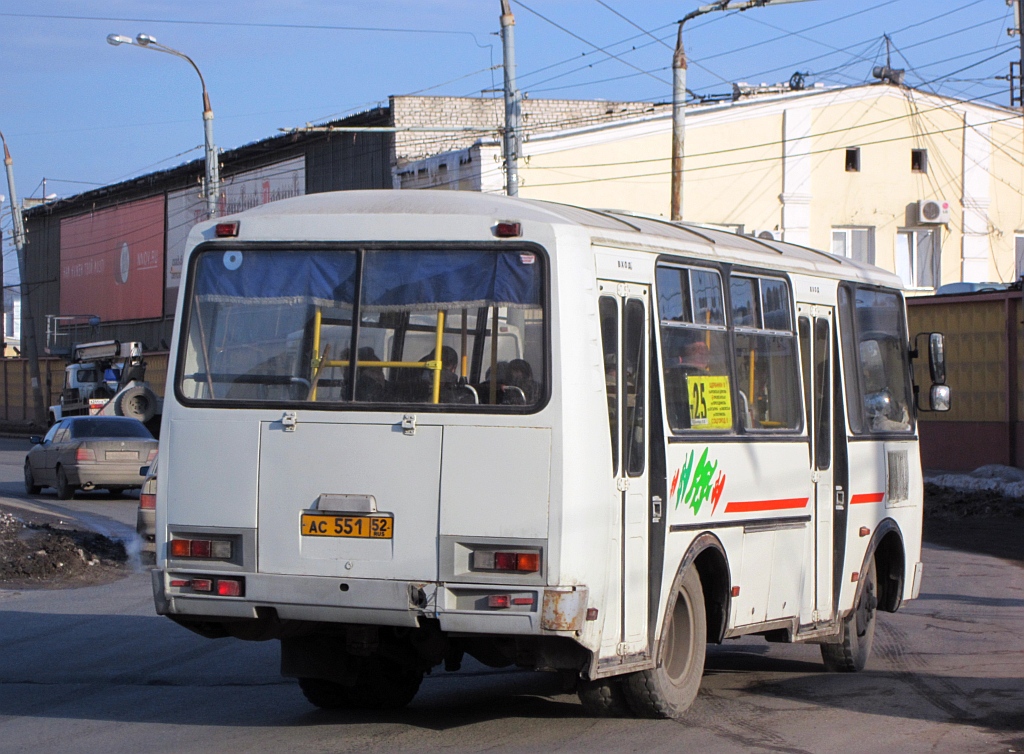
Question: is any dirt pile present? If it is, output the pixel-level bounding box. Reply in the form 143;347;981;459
923;484;1024;564
0;509;129;588
924;483;1024;521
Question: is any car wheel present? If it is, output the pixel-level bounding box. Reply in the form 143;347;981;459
55;465;76;500
622;566;707;719
821;557;878;672
23;461;41;495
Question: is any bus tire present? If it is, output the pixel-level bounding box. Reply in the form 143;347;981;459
821;557;877;672
115;385;157;423
623;566;707;719
578;676;632;717
297;677;351;710
347;658;423;709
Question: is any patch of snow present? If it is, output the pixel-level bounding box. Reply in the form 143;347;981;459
925;464;1024;500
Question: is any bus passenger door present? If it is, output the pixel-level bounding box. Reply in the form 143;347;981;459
598;281;650;657
799;306;834;623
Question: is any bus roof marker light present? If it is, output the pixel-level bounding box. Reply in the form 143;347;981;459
493;221;521;237
215;221;239;238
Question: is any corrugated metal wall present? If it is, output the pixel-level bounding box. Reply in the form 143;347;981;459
0;353;169;430
907;291;1023;471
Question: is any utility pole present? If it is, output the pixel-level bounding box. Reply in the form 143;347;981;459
670;0;814;221
1011;0;1024;109
500;0;522;197
0;132;46;428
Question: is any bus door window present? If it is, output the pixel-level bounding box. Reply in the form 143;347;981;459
799;317;813;464
813;317;832;469
599;296;619;472
623;298;646;477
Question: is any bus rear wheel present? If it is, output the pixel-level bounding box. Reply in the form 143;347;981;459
821;558;877;672
578;676;632;717
622;566;707;719
299;657;423;711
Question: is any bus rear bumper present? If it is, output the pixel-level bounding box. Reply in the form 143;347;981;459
152;569;588;636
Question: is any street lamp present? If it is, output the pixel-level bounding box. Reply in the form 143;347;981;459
670;0;814;221
107;33;221;218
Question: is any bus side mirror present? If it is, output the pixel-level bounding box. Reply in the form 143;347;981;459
913;332;950;412
929;384;951;412
928;332;946;385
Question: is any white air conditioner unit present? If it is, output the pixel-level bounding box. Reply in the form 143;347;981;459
748;230;776;241
918;199;950;224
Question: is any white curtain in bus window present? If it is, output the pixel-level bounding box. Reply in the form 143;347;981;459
656;265;731;433
731;276;801;431
181;249;358;401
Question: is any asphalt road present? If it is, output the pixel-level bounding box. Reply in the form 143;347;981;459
0;437;1022;753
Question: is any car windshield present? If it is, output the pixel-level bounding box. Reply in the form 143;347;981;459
70;419;154;439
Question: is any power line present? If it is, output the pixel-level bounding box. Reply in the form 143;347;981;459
512;0;671;86
0;11;492;46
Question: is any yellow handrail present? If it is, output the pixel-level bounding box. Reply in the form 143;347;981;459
432;311;446;404
309;307;447;403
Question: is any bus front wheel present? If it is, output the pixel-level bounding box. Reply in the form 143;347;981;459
622;566;707;719
821;557;877;672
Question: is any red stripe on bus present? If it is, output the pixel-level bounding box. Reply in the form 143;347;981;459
724;497;809;514
850;492;885;505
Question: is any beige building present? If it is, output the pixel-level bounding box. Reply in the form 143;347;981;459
400;83;1024;292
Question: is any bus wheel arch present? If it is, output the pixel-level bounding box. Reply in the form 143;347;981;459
870;521;906;613
619;534;730;719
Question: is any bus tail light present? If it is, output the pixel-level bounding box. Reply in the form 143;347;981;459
472;550;541;573
216;578;244;597
487;595;511;609
76;447;96;461
170;538;233;559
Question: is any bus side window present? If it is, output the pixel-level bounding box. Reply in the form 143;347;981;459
731;276;801;432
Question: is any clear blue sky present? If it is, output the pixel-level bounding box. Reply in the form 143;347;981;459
0;0;1018;282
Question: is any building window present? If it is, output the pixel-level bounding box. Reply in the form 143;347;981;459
831;227;875;264
1015;235;1024;281
911;149;928;173
895;229;939;289
845;147;860;172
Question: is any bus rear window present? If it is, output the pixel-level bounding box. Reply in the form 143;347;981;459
178;247;546;410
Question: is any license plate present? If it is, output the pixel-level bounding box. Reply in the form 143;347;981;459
105;450;138;460
300;513;393;539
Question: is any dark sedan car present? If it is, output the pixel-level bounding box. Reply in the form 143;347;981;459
25;416;158;499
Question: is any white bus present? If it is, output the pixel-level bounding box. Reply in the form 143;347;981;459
153;191;949;717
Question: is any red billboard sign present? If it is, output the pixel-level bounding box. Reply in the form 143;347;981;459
60;196;165;322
